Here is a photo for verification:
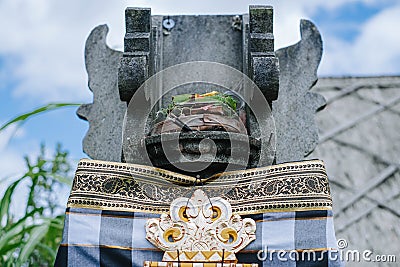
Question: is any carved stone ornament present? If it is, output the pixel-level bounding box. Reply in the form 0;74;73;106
145;189;256;262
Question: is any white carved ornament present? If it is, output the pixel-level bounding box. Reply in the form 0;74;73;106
145;189;256;254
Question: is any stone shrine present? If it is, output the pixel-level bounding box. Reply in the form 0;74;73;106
55;5;343;267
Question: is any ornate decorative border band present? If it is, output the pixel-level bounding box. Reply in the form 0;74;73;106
68;159;332;215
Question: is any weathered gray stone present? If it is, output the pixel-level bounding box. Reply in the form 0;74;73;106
118;55;149;102
248;5;279;101
249;5;273;33
119;6;280;105
250;56;279;101
118;6;279;174
77;25;126;162
273;19;326;163
125;7;151;33
79;9;325;169
119;8;152;102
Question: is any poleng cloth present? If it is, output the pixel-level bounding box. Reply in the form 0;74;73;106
55;159;344;267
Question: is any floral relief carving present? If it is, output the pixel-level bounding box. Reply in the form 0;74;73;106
145;189;256;261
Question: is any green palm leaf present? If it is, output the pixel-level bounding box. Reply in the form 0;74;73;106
0;208;42;253
17;219;51;264
0;103;80;132
0;177;24;226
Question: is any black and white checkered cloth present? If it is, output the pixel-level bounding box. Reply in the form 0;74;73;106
55;159;344;267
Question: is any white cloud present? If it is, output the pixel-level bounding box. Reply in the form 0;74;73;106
351;4;400;74
0;123;26;150
318;3;400;76
0;0;128;103
0;0;399;104
0;0;310;104
0;122;56;181
0;148;26;178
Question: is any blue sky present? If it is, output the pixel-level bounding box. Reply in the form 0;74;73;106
1;0;400;178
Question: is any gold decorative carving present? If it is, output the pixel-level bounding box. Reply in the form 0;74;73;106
67;159;332;215
145;189;256;262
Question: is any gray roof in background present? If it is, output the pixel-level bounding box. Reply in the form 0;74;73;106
308;76;400;266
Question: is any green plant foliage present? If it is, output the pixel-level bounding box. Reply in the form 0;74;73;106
0;144;72;266
0;102;78;266
0;103;80;132
171;92;237;111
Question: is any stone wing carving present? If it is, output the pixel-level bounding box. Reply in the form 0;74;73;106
77;25;126;162
273;20;326;163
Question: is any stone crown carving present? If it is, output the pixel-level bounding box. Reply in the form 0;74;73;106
145;189;256;255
